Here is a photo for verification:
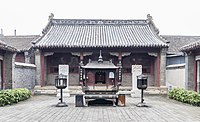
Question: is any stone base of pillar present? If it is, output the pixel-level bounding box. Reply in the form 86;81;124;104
197;82;200;93
131;89;141;98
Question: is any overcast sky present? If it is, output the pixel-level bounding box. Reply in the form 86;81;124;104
0;0;200;36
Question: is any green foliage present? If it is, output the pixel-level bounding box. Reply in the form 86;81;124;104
0;88;31;107
168;88;200;106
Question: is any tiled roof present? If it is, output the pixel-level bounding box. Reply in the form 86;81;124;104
35;17;168;49
0;39;17;52
0;35;40;52
180;40;200;51
161;35;200;54
82;61;118;69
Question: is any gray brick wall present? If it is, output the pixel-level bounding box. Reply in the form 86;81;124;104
4;51;15;89
185;54;195;90
146;74;155;86
69;73;79;86
14;63;36;89
122;73;132;86
47;74;57;85
122;73;154;87
160;48;167;86
35;49;41;85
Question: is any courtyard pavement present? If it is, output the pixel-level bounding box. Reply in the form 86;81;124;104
0;95;200;122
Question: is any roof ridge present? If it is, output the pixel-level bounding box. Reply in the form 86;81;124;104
0;35;40;38
51;19;148;25
161;35;200;37
52;18;147;21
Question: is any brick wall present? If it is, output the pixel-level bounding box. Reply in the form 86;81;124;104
13;62;36;89
122;73;154;87
4;51;15;89
47;73;79;86
160;48;167;86
122;73;132;86
185;54;195;90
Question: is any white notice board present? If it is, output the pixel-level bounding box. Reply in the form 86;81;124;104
132;65;142;89
59;65;69;76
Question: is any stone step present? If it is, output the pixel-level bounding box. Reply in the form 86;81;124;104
34;85;167;95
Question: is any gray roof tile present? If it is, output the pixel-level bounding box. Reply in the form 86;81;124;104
82;61;118;69
180;39;200;51
35;19;168;49
0;39;17;52
161;35;200;54
0;35;40;52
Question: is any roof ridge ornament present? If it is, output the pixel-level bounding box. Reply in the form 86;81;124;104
48;13;54;21
98;50;103;63
146;14;159;34
42;13;54;35
147;14;153;21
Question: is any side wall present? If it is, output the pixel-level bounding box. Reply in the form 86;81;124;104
13;63;36;89
166;65;185;89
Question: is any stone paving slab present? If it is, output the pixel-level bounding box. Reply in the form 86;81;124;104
0;95;200;122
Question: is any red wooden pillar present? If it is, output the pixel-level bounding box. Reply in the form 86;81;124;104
156;53;160;87
41;52;45;87
194;60;197;91
80;52;83;63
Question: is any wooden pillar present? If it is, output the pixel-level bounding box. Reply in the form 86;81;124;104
41;52;45;87
156;54;160;87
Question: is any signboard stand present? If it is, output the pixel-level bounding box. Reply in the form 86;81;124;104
131;65;142;97
56;65;70;98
